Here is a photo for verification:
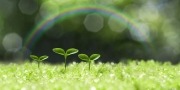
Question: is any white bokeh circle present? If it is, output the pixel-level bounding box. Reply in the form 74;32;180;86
83;13;104;32
2;33;23;52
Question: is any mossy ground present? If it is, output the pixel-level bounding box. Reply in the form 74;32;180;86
0;60;179;90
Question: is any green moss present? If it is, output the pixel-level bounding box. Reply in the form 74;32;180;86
0;60;179;90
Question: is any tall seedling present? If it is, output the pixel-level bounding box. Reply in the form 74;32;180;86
53;48;79;71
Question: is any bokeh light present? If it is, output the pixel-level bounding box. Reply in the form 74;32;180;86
108;15;127;33
130;23;150;42
83;13;104;32
39;1;59;18
138;1;160;22
18;0;38;15
2;33;23;52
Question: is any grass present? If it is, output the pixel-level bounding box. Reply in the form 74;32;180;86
0;60;179;90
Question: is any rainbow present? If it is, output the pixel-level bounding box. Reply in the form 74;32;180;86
24;4;148;49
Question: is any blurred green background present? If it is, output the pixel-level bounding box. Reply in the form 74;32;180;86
0;0;180;63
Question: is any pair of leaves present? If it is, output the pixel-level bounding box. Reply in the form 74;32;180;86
30;55;49;62
53;48;100;62
52;48;79;56
78;54;100;62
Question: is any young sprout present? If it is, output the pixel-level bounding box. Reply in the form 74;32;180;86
78;54;100;71
52;48;79;70
30;55;48;68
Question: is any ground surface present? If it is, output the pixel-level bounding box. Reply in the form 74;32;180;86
0;60;179;90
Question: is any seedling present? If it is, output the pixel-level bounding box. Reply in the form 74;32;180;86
52;48;79;70
30;55;48;68
78;54;100;70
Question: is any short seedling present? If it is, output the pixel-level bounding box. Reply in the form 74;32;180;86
30;55;48;68
78;54;100;70
52;48;79;70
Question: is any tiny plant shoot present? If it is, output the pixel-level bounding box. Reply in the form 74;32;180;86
30;55;48;68
52;48;79;70
78;54;100;70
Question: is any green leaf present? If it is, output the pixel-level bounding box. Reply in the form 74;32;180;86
90;54;100;61
30;55;38;60
53;48;65;55
39;55;49;61
66;48;79;56
78;54;89;61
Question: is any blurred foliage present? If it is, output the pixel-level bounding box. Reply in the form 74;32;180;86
0;0;180;63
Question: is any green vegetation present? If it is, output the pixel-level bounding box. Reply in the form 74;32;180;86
0;60;179;90
78;54;100;70
30;55;48;68
52;48;79;70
